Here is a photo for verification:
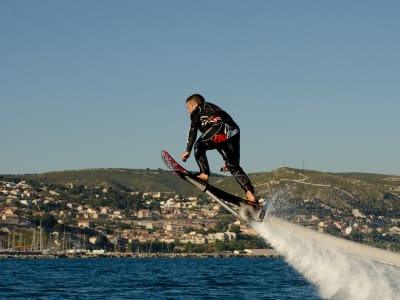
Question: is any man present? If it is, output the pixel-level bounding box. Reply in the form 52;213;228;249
180;93;257;203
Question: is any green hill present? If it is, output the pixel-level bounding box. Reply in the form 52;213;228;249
3;167;400;217
21;168;205;196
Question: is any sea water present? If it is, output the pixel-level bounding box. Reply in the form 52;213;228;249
0;258;321;299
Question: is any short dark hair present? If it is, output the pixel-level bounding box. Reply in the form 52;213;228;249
186;94;205;105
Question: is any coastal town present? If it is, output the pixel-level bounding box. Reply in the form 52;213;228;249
0;178;269;257
1;168;400;257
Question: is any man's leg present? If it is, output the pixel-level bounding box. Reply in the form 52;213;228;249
194;139;212;182
220;134;256;201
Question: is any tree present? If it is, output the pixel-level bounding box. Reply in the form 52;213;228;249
31;214;57;230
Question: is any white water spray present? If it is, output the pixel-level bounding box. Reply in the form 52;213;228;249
252;194;400;300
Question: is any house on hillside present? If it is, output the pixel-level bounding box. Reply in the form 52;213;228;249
1;214;19;225
78;219;90;228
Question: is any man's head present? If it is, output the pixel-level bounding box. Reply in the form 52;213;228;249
185;94;205;114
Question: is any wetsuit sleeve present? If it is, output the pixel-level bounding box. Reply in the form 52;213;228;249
186;108;200;153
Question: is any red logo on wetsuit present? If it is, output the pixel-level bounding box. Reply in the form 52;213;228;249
209;116;222;123
213;134;227;143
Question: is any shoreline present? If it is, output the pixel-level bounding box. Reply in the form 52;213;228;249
0;249;278;259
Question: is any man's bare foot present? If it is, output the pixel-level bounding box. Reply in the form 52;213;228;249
246;190;256;202
196;173;209;183
220;164;229;172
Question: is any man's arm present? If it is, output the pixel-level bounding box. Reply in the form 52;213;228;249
182;109;199;162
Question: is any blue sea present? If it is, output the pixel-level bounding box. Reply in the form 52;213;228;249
0;258;321;299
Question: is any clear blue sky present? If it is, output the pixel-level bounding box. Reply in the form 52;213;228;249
1;1;399;175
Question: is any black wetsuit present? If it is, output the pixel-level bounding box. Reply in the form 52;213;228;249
186;101;255;194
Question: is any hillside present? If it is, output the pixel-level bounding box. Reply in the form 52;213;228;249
4;167;400;218
251;168;400;217
2;167;400;252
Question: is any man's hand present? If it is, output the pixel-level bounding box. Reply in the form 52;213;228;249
181;151;190;162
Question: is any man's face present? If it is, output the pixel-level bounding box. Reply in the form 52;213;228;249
186;101;197;114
